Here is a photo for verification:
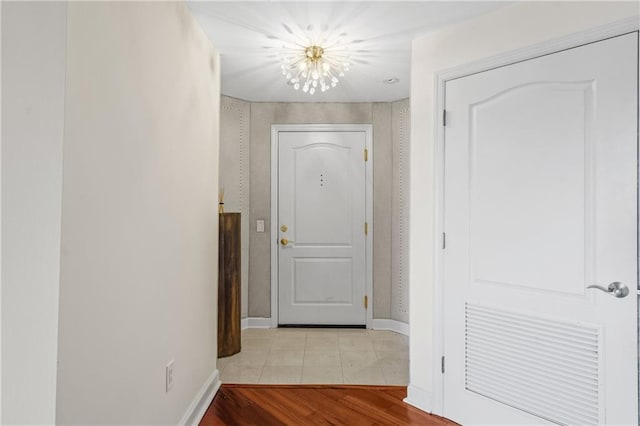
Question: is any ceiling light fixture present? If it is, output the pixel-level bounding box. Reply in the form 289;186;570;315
278;35;351;95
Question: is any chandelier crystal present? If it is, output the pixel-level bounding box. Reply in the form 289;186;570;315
278;39;350;95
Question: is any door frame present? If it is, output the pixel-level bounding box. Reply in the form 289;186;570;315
432;19;639;416
270;124;374;329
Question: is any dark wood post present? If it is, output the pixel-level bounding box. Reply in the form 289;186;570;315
218;213;241;357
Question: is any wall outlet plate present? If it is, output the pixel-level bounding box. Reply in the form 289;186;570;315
256;219;265;233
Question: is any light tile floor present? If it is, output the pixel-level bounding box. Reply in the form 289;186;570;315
218;328;409;385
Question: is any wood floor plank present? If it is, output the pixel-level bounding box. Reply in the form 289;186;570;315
203;387;283;426
200;385;457;425
241;388;315;424
307;390;371;425
341;393;411;423
297;389;384;426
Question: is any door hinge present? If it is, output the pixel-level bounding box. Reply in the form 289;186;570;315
442;110;447;127
442;232;446;249
441;356;445;374
364;222;368;236
364;295;368;310
364;148;369;162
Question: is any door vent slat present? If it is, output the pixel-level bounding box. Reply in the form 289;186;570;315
465;303;600;426
466;326;600;369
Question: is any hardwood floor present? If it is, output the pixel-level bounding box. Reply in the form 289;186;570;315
200;384;457;425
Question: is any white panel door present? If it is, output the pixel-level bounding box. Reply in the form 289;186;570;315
278;131;366;325
443;33;638;425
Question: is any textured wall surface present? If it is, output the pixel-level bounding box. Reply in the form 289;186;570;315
220;97;251;318
371;103;393;319
248;102;277;318
220;98;409;322
391;99;410;323
273;103;373;124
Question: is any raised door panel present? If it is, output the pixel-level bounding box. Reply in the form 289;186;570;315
293;144;352;246
470;82;594;296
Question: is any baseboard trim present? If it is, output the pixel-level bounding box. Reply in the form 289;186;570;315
403;384;433;414
241;317;272;329
240;317;408;333
178;369;221;426
371;319;409;336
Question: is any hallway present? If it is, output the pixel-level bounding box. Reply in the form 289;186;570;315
4;2;638;424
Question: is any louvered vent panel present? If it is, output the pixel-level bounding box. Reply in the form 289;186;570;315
465;303;600;425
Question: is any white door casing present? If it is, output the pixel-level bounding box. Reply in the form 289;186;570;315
442;32;638;426
270;125;373;327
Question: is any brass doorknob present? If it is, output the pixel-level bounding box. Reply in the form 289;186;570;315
280;238;294;246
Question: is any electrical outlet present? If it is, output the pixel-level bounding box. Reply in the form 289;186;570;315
256;219;265;233
166;360;174;392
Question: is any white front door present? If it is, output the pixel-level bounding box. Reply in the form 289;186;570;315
443;33;638;425
277;130;367;325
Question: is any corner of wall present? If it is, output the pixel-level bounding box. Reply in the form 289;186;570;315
391;99;410;325
1;2;68;423
404;384;433;414
178;369;222;426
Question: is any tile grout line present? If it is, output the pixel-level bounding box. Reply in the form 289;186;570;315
230;328;407;386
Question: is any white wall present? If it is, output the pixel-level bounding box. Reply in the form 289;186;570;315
1;2;67;423
55;2;220;424
408;0;639;413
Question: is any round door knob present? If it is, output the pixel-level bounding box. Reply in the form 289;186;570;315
280;238;289;246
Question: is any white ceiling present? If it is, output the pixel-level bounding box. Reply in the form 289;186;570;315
188;1;507;103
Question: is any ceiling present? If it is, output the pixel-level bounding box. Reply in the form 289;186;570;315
188;1;507;103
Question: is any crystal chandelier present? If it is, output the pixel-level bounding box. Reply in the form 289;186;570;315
279;38;350;95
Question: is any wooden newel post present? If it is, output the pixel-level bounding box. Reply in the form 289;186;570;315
218;212;241;357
